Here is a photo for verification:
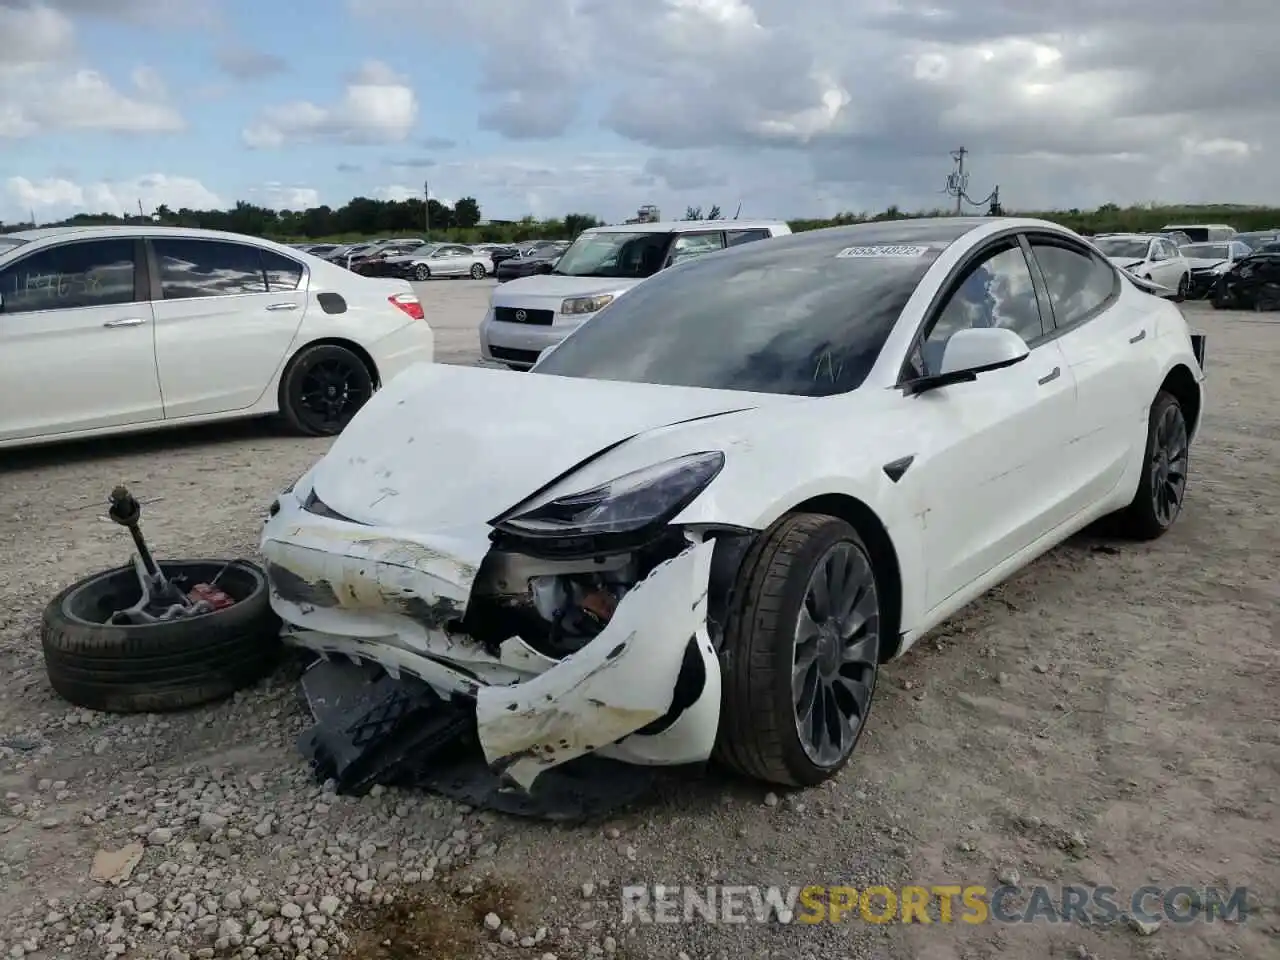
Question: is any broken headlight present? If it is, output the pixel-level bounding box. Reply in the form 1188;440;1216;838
498;451;725;538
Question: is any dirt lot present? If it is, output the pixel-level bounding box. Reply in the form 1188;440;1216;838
0;285;1275;960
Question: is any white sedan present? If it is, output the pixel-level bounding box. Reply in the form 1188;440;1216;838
260;217;1206;792
377;243;494;282
1093;233;1191;299
0;226;433;448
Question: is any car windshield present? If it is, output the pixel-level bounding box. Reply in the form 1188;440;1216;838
1095;237;1150;258
1181;243;1230;260
535;235;947;396
552;231;670;278
410;244;441;256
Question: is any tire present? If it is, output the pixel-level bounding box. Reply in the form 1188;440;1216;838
1174;273;1189;302
41;560;281;714
414;263;430;281
470;263;486;279
1112;390;1190;540
278;343;376;437
714;513;883;787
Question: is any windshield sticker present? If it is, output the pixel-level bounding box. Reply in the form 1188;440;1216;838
836;245;931;258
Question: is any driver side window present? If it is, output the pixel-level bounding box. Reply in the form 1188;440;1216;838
913;241;1045;377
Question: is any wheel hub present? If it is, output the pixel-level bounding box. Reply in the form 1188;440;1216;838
816;621;841;674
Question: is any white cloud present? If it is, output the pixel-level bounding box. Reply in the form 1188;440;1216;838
242;60;417;148
250;183;322;210
375;184;452;206
5;174;223;221
0;5;183;138
350;0;1280;211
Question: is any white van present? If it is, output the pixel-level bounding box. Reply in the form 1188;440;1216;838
1161;223;1236;243
478;219;791;369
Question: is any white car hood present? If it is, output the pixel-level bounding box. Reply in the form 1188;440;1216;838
309;365;786;530
492;274;643;310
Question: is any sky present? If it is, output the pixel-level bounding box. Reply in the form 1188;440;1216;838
2;0;1277;226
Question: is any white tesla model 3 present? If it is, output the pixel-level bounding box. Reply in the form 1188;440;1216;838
260;216;1207;793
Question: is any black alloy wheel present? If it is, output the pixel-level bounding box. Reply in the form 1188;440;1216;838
1113;390;1190;539
792;541;880;768
714;513;884;787
279;343;374;437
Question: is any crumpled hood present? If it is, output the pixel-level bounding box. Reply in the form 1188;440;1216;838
1184;257;1226;271
310;365;785;530
1106;256;1146;271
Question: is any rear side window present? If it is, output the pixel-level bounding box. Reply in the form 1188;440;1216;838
261;249;304;291
0;239;137;313
1028;239;1118;329
152;239;268;299
726;229;771;247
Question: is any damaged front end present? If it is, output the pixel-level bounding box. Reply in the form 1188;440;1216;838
260;452;744;793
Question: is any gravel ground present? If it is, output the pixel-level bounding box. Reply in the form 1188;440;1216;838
0;286;1276;960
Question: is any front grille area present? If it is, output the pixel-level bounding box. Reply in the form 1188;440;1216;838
489;345;541;365
494;306;554;325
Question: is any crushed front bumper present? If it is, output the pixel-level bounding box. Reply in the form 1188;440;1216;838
259;488;722;791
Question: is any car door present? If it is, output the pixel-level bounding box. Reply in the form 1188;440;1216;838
433;245;469;276
900;236;1079;608
0;237;163;442
1025;233;1154;507
148;237;310;419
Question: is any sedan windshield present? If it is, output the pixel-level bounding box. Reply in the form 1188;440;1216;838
1180;243;1229;260
535;239;943;396
552;231;670;278
1095;238;1150;259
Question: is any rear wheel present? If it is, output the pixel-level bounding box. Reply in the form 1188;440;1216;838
714;513;883;787
1112;390;1190;540
279;343;375;437
470;263;486;279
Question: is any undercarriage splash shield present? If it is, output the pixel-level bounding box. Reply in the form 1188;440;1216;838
296;658;658;821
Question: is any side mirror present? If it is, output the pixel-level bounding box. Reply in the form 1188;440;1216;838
938;327;1029;376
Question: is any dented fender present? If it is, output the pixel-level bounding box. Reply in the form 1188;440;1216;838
475;539;718;791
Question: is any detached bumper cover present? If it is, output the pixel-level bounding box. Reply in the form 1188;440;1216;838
260;490;721;791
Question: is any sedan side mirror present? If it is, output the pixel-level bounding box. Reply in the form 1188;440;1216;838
938;327;1030;376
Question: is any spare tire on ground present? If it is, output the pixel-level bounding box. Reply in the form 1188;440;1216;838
41;559;282;714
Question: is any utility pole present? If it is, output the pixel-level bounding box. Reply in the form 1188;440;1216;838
423;180;430;241
137;199;145;218
948;147;968;215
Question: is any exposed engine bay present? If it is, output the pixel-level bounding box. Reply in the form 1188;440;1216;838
463;528;693;659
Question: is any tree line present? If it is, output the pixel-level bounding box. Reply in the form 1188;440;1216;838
4;194;1279;244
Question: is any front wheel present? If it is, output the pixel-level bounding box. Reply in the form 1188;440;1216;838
279;343;375;437
714;513;883;787
1174;273;1189;302
414;263;430;281
1112;390;1190;540
470;263;486;279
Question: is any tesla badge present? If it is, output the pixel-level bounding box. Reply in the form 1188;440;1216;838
515;310;527;322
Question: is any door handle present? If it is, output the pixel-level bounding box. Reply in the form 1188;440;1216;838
265;302;298;311
1129;329;1146;344
1037;366;1061;385
103;317;147;327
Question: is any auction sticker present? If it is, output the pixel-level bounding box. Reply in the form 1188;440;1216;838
836;245;931;258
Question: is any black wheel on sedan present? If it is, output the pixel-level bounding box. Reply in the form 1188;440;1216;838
470;263;486;279
714;513;883;787
1114;390;1190;540
279;343;375;437
1174;274;1189;301
414;263;431;281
